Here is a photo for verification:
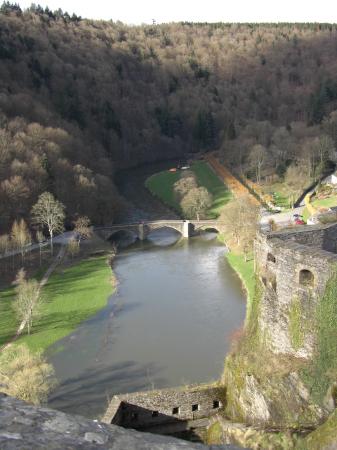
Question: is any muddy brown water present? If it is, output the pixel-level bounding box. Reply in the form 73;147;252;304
47;163;246;418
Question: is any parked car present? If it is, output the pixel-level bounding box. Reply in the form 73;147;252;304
307;215;320;225
295;218;305;225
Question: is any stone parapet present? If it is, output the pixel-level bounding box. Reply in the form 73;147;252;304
0;394;242;449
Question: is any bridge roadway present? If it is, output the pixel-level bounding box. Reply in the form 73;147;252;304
95;219;224;241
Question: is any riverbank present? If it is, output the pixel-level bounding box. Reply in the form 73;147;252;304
0;245;64;348
225;252;255;304
0;238;116;353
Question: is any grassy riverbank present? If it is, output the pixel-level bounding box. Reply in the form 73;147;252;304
226;252;255;303
0;252;115;353
0;249;60;348
145;161;231;218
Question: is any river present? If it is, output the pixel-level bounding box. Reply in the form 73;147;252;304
47;163;246;419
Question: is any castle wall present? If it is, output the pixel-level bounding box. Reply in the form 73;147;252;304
103;385;224;431
255;227;337;358
267;223;337;253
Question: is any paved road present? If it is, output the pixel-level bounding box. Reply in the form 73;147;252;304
0;231;76;260
260;185;318;229
260;206;304;228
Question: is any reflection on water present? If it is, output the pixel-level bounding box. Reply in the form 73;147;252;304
48;230;246;418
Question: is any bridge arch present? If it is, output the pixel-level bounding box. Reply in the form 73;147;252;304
107;229;138;243
191;224;222;234
146;223;183;236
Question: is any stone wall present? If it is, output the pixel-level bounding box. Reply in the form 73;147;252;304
255;224;337;358
0;394;243;449
103;385;225;432
266;222;337;253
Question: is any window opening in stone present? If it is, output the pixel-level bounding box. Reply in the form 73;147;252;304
299;269;314;287
172;407;180;415
267;253;276;263
192;404;199;412
213;400;220;409
152;411;159;417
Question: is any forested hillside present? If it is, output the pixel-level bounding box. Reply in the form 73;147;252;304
1;2;337;227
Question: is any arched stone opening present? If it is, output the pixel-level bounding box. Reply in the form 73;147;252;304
267;252;276;263
200;227;219;234
299;269;314;287
108;230;137;246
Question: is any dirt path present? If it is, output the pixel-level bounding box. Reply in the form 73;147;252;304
205;153;260;205
0;245;66;353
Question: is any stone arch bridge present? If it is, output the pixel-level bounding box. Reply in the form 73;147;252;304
96;220;224;241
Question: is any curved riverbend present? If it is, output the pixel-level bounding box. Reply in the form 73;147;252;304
48;229;246;418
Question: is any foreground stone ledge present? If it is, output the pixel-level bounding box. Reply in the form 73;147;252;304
0;394;243;449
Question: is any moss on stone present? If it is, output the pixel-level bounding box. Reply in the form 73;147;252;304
289;296;305;350
301;268;337;403
297;409;337;450
206;421;222;445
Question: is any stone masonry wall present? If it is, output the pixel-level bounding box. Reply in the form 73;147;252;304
255;225;337;358
103;385;225;430
267;222;337;253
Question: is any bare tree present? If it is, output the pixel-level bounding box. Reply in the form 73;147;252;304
67;236;80;258
284;164;311;208
173;171;197;201
0;344;56;405
0;233;10;273
31;192;65;255
312;135;335;170
11;219;31;265
0;234;9;256
248;144;267;184
13;269;42;335
73;215;92;245
180;187;212;220
220;195;260;260
36;230;45;266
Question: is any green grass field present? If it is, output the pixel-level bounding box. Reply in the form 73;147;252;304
145;169;181;210
145;161;231;218
0;254;114;352
0;286;18;347
0;256;57;348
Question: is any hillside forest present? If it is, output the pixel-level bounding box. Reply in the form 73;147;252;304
1;3;337;228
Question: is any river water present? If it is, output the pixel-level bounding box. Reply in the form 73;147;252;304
47;163;246;419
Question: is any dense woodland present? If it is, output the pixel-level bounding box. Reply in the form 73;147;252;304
1;3;337;227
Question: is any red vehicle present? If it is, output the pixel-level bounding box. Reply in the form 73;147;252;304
295;218;305;225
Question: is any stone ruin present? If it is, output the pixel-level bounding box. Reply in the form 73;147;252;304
254;222;337;359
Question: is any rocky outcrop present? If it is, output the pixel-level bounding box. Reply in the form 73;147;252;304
0;394;242;449
223;355;325;427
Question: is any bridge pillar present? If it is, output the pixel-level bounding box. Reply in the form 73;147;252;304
138;223;146;241
182;220;190;238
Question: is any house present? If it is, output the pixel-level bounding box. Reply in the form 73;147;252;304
322;171;337;185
